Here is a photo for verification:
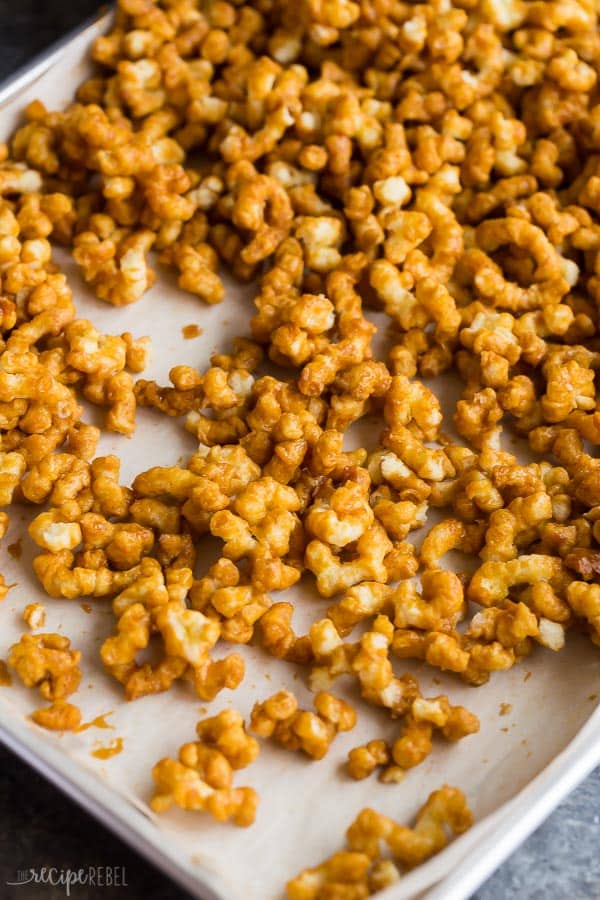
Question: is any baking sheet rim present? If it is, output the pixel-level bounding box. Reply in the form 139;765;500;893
0;11;599;900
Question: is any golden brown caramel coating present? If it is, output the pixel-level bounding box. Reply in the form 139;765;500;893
347;740;391;781
151;759;258;826
8;633;81;701
23;603;46;630
250;689;356;759
287;786;472;898
151;708;258;825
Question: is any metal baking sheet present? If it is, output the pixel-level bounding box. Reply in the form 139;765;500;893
1;13;599;900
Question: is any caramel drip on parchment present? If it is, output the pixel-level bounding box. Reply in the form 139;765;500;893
91;737;124;759
75;712;114;733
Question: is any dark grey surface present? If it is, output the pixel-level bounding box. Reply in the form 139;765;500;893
0;1;101;76
0;744;188;900
0;3;598;899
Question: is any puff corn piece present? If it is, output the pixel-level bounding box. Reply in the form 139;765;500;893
167;709;259;795
345;690;479;780
191;557;272;644
151;758;258;825
392;570;466;634
347;739;393;782
23;603;46;630
7;633;81;701
250;689;356;759
287;851;376;900
64;318;149;434
326;583;393;637
287;786;473;898
468;555;566;607
391;696;480;772
346;786;473;866
0;168;149;528
195;709;259;770
151;710;259;826
565;582;600;645
309;615;420;717
392;595;563;685
305;522;393;598
420;511;484;562
256;601;313;664
33;551;144;600
98;558;245;701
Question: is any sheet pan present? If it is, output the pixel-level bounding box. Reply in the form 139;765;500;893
1;13;599;900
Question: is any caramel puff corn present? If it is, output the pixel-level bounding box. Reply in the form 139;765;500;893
23;602;46;630
308;615;419;718
7;632;82;732
392;595;567;687
190;557;272;645
151;709;259;826
287;786;473;899
8;632;81;701
250;689;356;760
99;558;244;702
347;695;479;782
0;199;149;449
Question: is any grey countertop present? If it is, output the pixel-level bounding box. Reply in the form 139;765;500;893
0;3;598;898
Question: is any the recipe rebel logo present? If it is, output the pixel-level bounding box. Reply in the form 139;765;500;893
6;866;128;895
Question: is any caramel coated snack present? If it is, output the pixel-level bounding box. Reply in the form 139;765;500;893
287;785;473;899
8;632;81;701
250;689;356;759
347;694;479;781
7;632;82;731
151;709;259;826
2;0;600;889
